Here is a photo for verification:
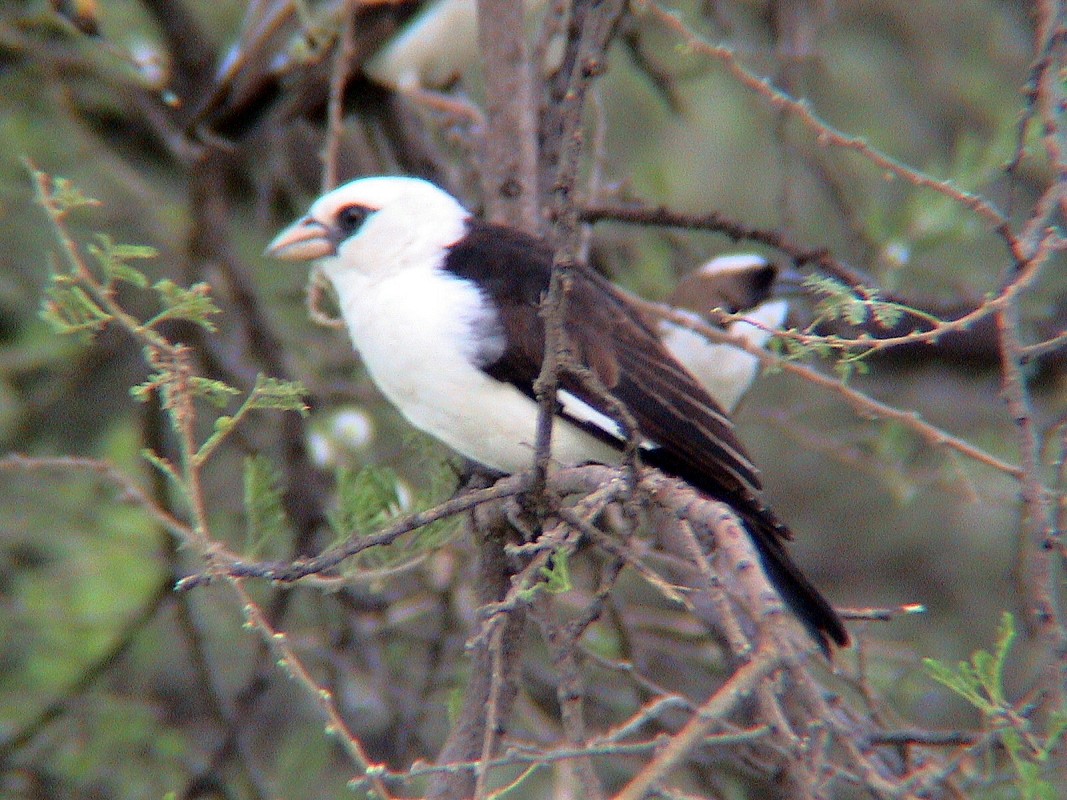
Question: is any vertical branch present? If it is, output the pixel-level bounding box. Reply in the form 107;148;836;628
998;295;1064;713
473;620;512;800
427;497;525;800
476;0;540;230
442;5;542;778
1056;422;1067;559
1000;0;1067;718
529;554;623;800
532;0;629;495
770;0;815;233
142;391;273;800
323;0;358;192
1033;0;1067;224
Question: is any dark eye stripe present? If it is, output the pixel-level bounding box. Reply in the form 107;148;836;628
337;205;374;238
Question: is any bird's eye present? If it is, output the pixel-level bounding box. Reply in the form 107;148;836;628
336;205;373;236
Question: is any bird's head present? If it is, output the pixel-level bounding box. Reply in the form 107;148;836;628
267;176;470;280
669;254;780;315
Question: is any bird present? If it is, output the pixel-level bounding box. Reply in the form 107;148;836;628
267;176;849;654
364;0;551;91
661;254;789;414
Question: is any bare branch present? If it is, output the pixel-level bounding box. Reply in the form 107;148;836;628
476;0;540;229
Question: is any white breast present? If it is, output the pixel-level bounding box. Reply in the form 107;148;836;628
661;300;786;413
328;265;620;473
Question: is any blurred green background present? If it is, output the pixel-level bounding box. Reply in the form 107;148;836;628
1;1;1063;797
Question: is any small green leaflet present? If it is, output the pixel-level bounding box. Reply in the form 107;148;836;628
148;280;221;331
40;282;112;336
244;455;290;552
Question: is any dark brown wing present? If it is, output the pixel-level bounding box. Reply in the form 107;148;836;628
444;221;848;652
575;269;764;495
445;222;764;509
573;273;849;653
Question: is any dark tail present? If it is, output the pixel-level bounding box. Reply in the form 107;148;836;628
736;503;850;656
642;449;849;654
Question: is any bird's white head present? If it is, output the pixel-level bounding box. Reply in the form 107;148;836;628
698;253;772;278
267;176;471;281
669;254;777;315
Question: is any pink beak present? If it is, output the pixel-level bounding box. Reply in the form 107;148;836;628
266;217;335;261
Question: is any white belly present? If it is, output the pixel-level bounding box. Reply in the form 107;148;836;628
331;266;620;472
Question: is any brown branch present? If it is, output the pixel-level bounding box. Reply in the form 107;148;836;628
582;201;1065;378
997;298;1065;716
1031;0;1067;230
322;0;359;192
176;472;533;588
580;200;879;289
476;0;540;230
137;0;215;89
644;2;1014;245
613;644;783;800
428;492;525;800
868;730;979;748
995;6;1066;717
532;0;629;502
633;298;1025;479
528;556;625;800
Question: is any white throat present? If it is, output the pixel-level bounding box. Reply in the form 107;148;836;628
322;255;619;474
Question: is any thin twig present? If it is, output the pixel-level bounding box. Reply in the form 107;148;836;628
613;645;782;800
238;581;396;799
997;298;1063;711
643;2;1014;243
322;0;357;192
632;299;1026;479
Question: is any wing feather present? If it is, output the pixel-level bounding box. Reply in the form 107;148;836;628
444;221;848;652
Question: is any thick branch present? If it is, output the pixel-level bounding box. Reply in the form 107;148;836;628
476;0;540;230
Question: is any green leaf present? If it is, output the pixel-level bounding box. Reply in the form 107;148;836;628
106;242;159;260
871;302;905;328
50;176;102;212
517;550;574;600
39;282;113;336
192;377;303;467
189;377;242;408
834;358;855;383
972;649;1000;703
328;465;405;538
1037;711;1067;760
149;280;220;331
140;447;187;504
843;297;869;325
129;372;166;403
922;657;987;709
991;612;1016;682
805;275;856;321
247;376;310;416
924;613;1020;721
244;455;289;552
538;550;572;594
87;233;155;288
